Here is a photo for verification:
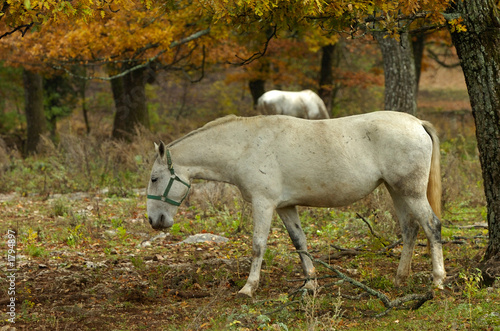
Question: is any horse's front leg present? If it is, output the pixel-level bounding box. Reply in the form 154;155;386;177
238;199;274;297
277;206;317;291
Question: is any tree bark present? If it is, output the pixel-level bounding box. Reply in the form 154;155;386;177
23;69;47;154
318;43;338;112
249;79;266;108
411;32;425;92
374;30;418;115
447;0;500;284
76;66;90;134
111;67;150;141
43;74;74;141
111;73;127;139
248;58;270;108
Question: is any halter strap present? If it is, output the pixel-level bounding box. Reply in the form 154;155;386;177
147;150;191;206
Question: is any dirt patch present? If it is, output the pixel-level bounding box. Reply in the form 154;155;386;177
0;192;498;330
1;240;253;330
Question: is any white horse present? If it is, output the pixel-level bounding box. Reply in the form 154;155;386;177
147;111;445;297
256;90;330;119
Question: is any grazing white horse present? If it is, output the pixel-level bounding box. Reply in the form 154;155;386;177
257;90;330;119
147;111;445;297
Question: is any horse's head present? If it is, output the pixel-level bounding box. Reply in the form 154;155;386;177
146;141;191;230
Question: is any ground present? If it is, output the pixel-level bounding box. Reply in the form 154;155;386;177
0;185;499;330
0;65;499;330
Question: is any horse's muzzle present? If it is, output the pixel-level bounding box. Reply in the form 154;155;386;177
148;214;173;230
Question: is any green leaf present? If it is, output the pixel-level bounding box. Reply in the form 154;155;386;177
24;0;31;10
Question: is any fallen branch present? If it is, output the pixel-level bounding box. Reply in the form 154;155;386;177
382;238;403;251
356;213;390;248
319;247;363;262
330;244;360;252
457;223;488;229
325;237;401;260
296;250;434;317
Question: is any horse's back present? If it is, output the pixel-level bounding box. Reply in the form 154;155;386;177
257;90;328;119
237;111;432;206
299;90;330;119
257;90;290;116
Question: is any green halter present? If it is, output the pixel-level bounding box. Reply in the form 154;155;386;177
147;150;191;206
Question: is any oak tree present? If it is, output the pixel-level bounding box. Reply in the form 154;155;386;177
447;0;500;283
22;69;46;154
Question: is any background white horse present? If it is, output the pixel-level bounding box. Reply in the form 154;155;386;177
256;90;330;119
147;111;445;297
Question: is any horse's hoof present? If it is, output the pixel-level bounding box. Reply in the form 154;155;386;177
238;285;254;298
394;275;408;288
433;271;446;290
302;279;318;293
433;279;445;290
237;291;252;298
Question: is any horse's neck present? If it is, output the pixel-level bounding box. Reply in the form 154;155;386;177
170;125;242;183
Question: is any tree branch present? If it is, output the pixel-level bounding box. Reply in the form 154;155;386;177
315;10;447;39
51;28;211;81
230;25;277;65
0;23;34;40
169;28;210;48
356;213;389;246
295;250;435;316
427;48;461;68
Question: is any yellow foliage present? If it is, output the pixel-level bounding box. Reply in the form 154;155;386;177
449;18;467;33
0;0;455;77
0;0;213;71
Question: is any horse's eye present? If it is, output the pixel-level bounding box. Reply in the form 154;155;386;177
151;177;158;183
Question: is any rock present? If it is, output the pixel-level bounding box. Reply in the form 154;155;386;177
104;229;117;237
178;233;229;244
138;240;151;248
137;232;168;247
86;261;107;269
153;254;164;261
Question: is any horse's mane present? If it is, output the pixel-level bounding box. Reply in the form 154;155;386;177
167;114;244;148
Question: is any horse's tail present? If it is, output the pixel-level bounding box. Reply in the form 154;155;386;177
310;91;330;119
422;121;442;219
318;101;330;119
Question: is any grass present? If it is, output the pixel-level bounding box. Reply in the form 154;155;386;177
1;180;498;330
0;97;498;329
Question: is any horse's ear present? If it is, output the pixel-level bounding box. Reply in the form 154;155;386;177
154;141;167;161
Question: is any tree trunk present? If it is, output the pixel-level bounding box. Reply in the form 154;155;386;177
411;32;425;92
81;81;90;135
23;69;47;154
318;43;336;112
111;73;127;140
374;30;418;115
447;0;500;284
76;66;90;134
249;79;266;108
248;58;270;108
111;67;149;141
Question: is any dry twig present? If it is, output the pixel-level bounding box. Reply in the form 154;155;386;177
296;250;434;317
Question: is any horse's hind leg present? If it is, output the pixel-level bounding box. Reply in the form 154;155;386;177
391;195;420;286
391;193;446;288
277;206;317;291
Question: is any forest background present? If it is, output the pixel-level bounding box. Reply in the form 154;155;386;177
0;1;499;330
